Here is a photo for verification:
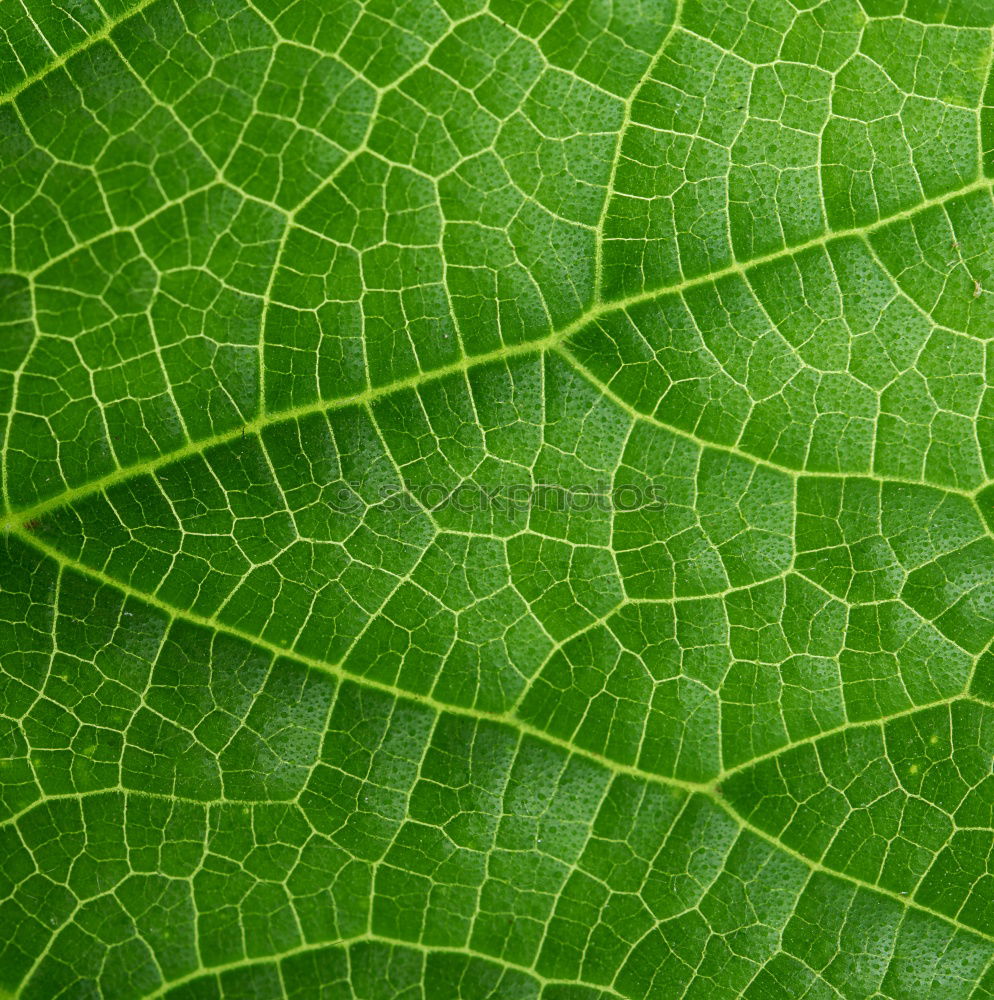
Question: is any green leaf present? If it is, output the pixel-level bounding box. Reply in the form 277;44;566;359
4;0;994;997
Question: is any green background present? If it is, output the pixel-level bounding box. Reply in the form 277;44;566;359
4;0;994;996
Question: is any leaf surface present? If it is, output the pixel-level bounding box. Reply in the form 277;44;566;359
4;1;994;997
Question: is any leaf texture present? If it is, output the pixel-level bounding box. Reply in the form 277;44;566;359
4;1;994;997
